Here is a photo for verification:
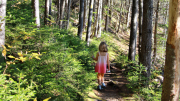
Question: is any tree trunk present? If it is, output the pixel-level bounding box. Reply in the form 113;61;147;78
105;0;110;32
93;0;96;24
57;0;61;26
126;0;132;28
32;0;40;28
116;1;122;33
138;0;143;63
49;0;52;25
0;0;6;63
140;0;153;79
86;0;94;46
45;0;50;25
128;0;138;61
60;0;65;29
153;0;159;67
83;0;87;31
94;0;100;37
78;0;84;39
161;0;180;100
66;0;71;29
109;0;113;24
97;0;102;38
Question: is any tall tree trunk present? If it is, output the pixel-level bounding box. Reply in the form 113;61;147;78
57;0;61;26
60;0;65;29
109;0;113;24
86;0;94;46
32;0;40;28
94;0;100;37
97;0;102;38
117;1;122;33
83;0;87;31
78;0;84;39
0;0;6;63
138;0;143;63
161;0;180;100
45;0;50;25
128;0;138;61
140;0;153;79
49;0;52;24
126;0;132;28
105;0;110;32
66;0;71;29
93;0;96;23
153;0;159;67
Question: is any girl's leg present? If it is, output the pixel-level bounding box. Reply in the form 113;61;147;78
101;73;104;84
97;73;101;85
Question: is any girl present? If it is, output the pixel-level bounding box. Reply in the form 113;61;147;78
92;42;110;90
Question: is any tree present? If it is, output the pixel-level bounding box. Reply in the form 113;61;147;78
94;0;99;37
152;0;160;67
77;0;84;39
83;0;88;31
109;0;113;24
66;0;71;29
0;0;6;62
86;0;94;46
60;0;65;29
161;0;180;100
126;0;132;28
45;0;52;25
105;0;110;32
116;1;122;33
128;0;139;61
97;0;102;38
32;0;40;28
140;0;153;79
138;0;143;63
57;0;61;27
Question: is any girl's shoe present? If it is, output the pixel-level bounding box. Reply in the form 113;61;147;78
98;85;102;90
102;83;106;87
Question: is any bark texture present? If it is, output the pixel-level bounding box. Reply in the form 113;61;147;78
97;0;102;38
86;0;94;46
66;0;71;29
78;0;84;39
32;0;40;28
128;0;139;61
0;0;6;47
140;0;153;78
0;0;6;63
161;0;180;100
105;0;110;32
138;0;143;63
60;0;65;29
45;0;50;25
153;0;159;66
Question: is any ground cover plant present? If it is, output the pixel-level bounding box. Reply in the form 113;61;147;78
115;55;163;101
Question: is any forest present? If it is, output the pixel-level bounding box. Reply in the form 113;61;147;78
0;0;180;101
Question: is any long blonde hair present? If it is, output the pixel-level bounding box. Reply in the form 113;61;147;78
99;42;108;52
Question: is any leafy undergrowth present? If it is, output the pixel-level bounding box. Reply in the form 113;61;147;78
115;55;163;101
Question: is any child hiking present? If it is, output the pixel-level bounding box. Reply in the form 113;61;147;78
92;42;110;90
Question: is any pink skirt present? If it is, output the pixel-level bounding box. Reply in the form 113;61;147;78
95;63;106;73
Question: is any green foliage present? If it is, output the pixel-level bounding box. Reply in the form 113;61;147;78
3;1;98;100
0;73;36;101
116;55;163;101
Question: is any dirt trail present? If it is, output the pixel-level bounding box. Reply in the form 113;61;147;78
88;64;135;101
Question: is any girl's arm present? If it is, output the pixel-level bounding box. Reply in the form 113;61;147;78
92;52;99;61
107;53;110;71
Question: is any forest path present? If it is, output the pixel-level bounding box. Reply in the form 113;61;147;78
87;64;135;101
